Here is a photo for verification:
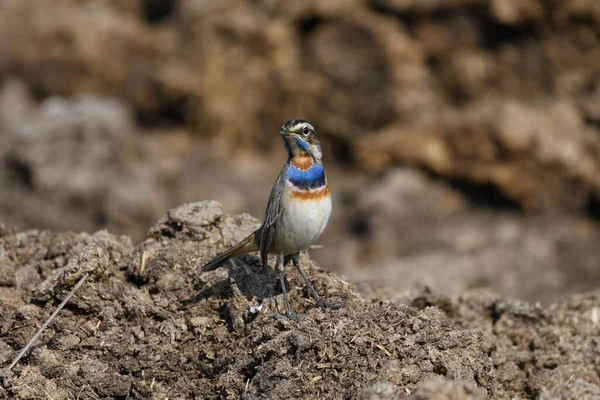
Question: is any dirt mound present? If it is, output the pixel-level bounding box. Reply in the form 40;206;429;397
0;203;598;398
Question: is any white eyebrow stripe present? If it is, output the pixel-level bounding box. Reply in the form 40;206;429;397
293;122;314;132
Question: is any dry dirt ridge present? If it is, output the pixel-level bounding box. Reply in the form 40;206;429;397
0;201;598;399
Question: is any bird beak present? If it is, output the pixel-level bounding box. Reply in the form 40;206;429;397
280;127;290;136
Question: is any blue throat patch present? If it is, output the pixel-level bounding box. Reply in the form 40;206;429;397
287;163;326;189
294;137;310;150
283;136;310;153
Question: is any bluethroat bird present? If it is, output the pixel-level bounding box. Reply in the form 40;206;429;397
201;119;339;319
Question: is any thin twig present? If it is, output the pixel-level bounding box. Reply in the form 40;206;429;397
139;251;148;274
6;272;90;371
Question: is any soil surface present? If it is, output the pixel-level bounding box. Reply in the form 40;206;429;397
1;0;600;398
0;203;599;399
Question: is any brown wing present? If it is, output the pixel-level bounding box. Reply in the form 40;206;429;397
259;162;289;270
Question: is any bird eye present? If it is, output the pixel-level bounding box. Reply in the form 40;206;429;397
302;127;310;136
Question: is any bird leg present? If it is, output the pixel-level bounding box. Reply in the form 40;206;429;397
290;252;342;310
273;253;300;321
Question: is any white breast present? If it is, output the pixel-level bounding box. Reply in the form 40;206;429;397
273;185;332;255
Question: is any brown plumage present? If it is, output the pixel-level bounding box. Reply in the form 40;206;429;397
200;231;259;272
200;119;339;319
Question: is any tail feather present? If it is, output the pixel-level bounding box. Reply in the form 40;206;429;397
201;231;259;272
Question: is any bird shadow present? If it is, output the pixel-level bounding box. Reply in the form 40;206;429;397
180;255;285;309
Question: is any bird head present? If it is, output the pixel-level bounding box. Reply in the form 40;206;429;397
280;119;322;161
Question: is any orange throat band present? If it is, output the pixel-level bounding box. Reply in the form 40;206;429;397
291;184;330;200
290;156;313;171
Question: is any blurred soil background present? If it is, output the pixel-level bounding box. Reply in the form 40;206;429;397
2;0;600;303
1;0;600;398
